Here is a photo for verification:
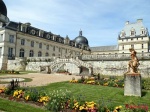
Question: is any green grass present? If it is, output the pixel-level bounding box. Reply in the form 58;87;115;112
0;98;48;112
0;71;38;76
0;77;32;84
40;82;150;107
0;81;150;111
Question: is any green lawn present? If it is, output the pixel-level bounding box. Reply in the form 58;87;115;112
0;81;150;111
0;98;49;112
41;82;150;107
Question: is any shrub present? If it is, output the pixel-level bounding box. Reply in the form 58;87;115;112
143;79;150;90
45;89;71;111
24;88;40;102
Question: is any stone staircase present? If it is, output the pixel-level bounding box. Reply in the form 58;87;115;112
40;58;92;74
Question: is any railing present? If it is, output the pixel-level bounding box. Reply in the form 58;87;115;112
81;52;150;61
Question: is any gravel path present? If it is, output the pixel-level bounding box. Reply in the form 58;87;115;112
0;73;81;87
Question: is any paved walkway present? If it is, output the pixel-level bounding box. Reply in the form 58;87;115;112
0;73;81;87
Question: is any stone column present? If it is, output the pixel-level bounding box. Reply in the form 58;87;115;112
88;67;93;76
124;73;142;97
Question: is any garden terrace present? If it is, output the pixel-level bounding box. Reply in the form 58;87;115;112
81;52;150;61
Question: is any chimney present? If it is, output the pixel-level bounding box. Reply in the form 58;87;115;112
125;21;129;25
137;19;143;23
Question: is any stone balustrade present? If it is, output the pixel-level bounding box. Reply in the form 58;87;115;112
81;52;150;61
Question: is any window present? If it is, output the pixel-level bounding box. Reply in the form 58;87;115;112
21;39;25;45
0;47;2;57
66;49;67;53
29;50;34;57
45;52;49;57
22;27;26;32
39;43;42;48
142;51;144;56
52;53;55;56
53;46;55;51
8;47;13;58
31;41;34;47
59;48;61;52
46;45;49;50
19;49;24;57
131;31;135;36
38;51;42;57
9;35;14;43
131;44;134;48
122;45;124;50
142;44;144;49
0;34;3;41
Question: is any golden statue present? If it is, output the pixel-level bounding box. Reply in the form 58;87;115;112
127;48;140;73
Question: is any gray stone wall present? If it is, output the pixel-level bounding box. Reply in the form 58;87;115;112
7;57;150;77
87;60;150;77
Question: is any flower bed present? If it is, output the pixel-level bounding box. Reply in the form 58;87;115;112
0;70;19;74
70;76;124;88
0;81;149;112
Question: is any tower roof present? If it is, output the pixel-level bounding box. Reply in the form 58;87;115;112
0;0;7;16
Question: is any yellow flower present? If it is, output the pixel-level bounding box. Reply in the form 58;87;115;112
25;95;30;101
119;106;122;108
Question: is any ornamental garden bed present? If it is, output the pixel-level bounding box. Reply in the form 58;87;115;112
0;77;149;112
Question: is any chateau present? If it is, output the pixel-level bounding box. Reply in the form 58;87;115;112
1;0;150;77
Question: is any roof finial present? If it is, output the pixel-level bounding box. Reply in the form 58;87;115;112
79;29;82;36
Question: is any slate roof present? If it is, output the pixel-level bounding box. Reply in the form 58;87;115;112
90;45;118;52
5;21;19;31
122;20;147;37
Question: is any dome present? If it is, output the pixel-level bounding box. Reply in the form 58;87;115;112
74;30;89;46
0;0;7;16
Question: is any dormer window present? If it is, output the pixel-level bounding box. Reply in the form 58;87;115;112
53;35;56;41
31;29;36;35
141;27;145;35
39;30;44;37
21;25;27;32
46;34;51;39
120;30;125;38
130;28;135;36
131;31;135;36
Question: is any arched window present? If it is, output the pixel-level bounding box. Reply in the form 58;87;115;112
45;52;49;57
19;49;24;57
52;53;55;56
29;50;34;57
38;51;42;57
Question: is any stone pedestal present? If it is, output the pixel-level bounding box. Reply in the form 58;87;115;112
124;73;141;97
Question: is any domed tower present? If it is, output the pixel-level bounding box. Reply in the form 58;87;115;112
0;0;9;25
74;30;89;46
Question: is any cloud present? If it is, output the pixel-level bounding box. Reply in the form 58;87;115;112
4;0;150;47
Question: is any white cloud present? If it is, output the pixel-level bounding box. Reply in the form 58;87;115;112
4;0;150;47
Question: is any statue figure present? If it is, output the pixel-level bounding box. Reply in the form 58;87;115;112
127;48;140;73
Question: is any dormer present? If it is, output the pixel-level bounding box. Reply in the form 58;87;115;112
120;30;126;38
140;27;146;36
39;30;44;37
130;27;135;37
53;35;56;41
64;35;70;44
21;24;27;32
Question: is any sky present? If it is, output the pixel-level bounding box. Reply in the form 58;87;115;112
3;0;150;47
